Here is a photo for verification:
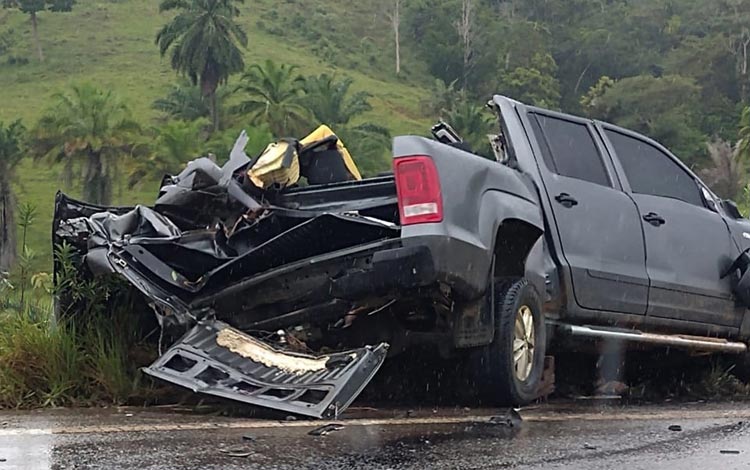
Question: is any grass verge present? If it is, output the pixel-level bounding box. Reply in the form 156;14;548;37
0;295;158;408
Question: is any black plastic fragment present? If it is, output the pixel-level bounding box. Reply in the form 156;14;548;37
308;423;345;436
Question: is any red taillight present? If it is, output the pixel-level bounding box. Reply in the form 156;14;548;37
394;155;443;225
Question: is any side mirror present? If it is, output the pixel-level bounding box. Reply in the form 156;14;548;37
722;199;744;219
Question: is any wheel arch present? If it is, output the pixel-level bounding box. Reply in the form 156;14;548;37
492;218;544;279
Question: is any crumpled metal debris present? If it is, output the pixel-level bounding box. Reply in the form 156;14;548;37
53;126;396;419
143;320;389;419
487;409;523;427
308;423;345;436
219;446;253;458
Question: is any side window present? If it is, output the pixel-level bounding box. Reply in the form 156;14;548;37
529;114;610;187
605;130;703;207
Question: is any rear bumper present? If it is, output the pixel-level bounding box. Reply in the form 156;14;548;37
114;235;478;326
187;240;442;331
403;234;491;298
330;244;437;299
330;235;491;300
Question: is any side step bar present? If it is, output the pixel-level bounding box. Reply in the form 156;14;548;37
557;323;748;354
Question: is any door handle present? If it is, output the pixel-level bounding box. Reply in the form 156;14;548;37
642;212;666;226
554;193;578;208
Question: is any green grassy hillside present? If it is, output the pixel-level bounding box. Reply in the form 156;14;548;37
0;0;431;271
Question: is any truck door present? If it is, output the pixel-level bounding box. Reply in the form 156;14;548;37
525;111;649;315
601;127;742;328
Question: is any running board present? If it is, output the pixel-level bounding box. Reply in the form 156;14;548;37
557;323;748;354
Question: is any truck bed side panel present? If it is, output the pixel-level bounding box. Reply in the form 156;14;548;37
392;136;544;298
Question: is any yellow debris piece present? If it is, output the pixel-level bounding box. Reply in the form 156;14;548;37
247;125;362;190
247;140;300;189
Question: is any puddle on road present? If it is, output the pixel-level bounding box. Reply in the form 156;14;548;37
2;432;53;470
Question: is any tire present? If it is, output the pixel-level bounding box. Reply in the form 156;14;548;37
470;278;546;405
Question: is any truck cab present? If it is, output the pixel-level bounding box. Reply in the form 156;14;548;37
484;95;750;396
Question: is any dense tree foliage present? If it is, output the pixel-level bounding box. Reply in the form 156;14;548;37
5;0;750;223
402;0;750;171
582;75;705;163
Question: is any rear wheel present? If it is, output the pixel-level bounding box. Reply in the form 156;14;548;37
471;278;546;405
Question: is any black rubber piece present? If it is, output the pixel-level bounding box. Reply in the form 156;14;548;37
470;278;546;405
732;350;750;383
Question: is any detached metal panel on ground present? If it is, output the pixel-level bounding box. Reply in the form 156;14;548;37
144;321;389;419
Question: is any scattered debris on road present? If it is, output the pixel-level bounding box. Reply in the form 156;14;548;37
583;443;597;450
308;423;345;436
594;380;630;396
226;451;253;458
720;450;741;454
219;446;254;458
668;425;682;431
487;409;523;427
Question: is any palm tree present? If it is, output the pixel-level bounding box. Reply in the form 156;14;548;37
234;60;310;137
303;73;391;174
303;74;373;127
127;119;209;188
31;84;139;205
445;98;492;155
0;120;24;272
156;0;248;133
153;81;211;122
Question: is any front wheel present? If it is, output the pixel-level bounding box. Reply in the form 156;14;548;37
470;278;546;405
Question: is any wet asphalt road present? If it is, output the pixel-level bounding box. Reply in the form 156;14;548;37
2;402;750;469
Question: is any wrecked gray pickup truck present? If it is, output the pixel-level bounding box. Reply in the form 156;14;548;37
54;111;545;418
54;95;750;418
